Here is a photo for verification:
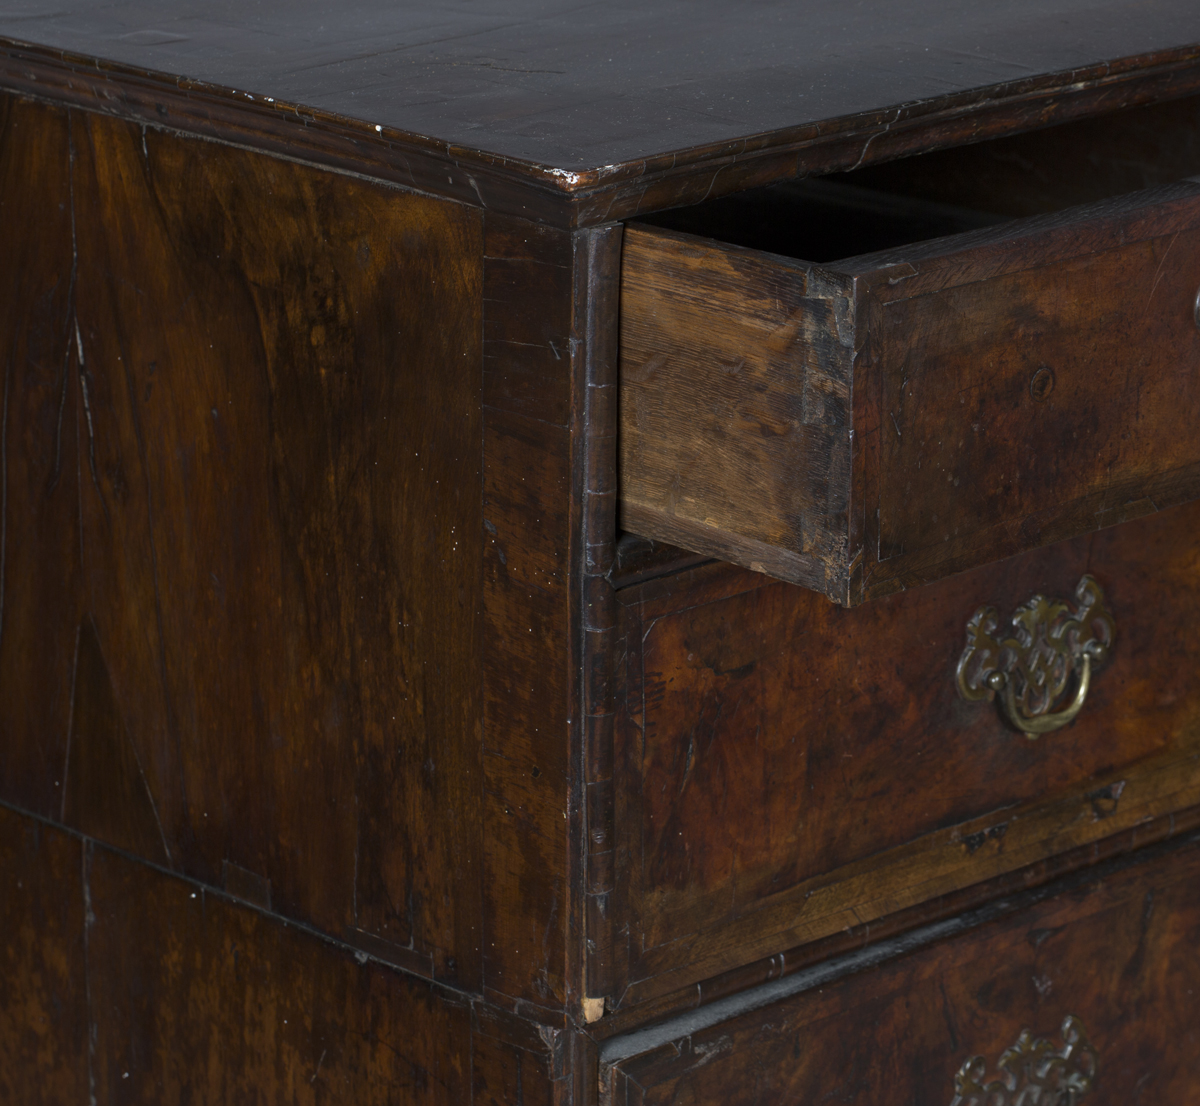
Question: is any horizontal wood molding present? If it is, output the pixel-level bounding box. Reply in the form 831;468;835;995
5;36;1200;225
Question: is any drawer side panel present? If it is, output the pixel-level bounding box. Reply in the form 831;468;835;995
619;225;856;601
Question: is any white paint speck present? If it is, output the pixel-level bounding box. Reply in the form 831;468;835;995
546;167;585;185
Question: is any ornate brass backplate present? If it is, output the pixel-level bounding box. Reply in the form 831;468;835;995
956;575;1115;737
950;1015;1097;1106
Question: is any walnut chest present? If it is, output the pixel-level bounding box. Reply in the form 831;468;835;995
4;3;1200;1102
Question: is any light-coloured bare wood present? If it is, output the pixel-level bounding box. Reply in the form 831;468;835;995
619;180;1200;603
619;225;856;601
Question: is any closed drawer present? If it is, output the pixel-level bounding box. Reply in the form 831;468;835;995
608;498;1200;1008
619;104;1200;605
601;829;1200;1105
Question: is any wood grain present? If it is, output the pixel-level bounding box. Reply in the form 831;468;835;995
476;214;625;1025
575;225;624;1005
0;95;82;821
603;831;1200;1105
0;802;576;1105
1;90;627;1033
0;806;88;1105
63;617;171;864
620;179;1200;602
611;497;1200;1007
0;93;485;985
619;225;855;600
481;215;577;1014
861;183;1200;594
590;798;1200;1040
8;6;1200;1093
85;841;473;1104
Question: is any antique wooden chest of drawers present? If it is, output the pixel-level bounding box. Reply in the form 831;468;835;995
5;3;1200;1102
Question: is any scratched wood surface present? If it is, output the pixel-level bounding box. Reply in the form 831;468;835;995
8;6;1200;1098
846;88;1200;218
0;803;575;1105
0;810;89;1104
7;0;1200;171
620;174;1200;602
609;497;1200;1009
0;85;627;1042
479;214;621;1020
603;830;1200;1105
4;6;1200;224
481;214;579;1013
0;93;82;827
857;182;1200;598
0;91;486;986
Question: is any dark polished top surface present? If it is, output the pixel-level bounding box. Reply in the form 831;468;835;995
2;0;1199;173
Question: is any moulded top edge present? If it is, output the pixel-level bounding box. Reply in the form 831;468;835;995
2;2;1200;225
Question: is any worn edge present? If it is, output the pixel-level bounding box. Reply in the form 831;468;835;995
596;820;1200;1070
4;37;1200;226
569;224;625;1022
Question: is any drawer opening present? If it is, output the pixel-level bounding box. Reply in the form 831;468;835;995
620;90;1200;604
640;177;1007;265
639;90;1200;265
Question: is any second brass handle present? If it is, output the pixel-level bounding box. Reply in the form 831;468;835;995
950;1014;1097;1105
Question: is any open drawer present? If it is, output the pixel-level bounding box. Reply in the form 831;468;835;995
619;96;1200;604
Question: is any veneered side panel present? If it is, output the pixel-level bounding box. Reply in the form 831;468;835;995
0;93;485;984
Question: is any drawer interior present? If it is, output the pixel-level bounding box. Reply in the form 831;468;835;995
641;90;1200;264
639;177;1005;265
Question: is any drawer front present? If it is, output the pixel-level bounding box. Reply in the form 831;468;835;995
620;180;1200;604
610;498;1200;1006
603;831;1200;1105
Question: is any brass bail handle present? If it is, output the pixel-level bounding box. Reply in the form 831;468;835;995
956;575;1115;737
995;648;1092;736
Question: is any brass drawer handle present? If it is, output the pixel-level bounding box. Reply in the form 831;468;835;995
956;575;1115;737
951;1015;1097;1106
